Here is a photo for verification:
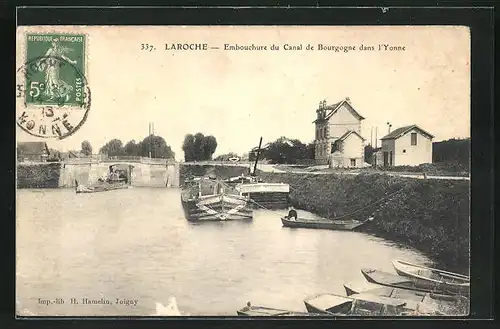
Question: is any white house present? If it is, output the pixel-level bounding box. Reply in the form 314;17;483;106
313;98;365;168
379;125;434;167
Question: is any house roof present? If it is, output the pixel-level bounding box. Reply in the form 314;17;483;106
380;125;434;140
337;130;366;142
313;98;365;123
17;142;50;156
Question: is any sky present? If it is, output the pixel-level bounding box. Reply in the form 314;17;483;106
16;26;470;160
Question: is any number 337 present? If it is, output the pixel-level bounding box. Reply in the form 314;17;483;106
141;44;155;52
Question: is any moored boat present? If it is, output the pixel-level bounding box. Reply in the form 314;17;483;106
224;174;290;209
303;292;443;316
222;137;291;209
281;215;372;231
181;176;253;221
75;164;131;194
237;303;322;317
392;260;470;295
75;179;129;193
360;268;466;295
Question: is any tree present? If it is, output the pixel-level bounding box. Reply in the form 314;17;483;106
99;139;124;156
81;140;93;156
364;144;374;163
140;135;175;159
182;133;218;161
203;135;218;160
248;137;314;164
124;140;140;156
182;134;195;162
193;133;205;161
47;148;61;161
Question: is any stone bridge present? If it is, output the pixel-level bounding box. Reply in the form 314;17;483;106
60;157;180;188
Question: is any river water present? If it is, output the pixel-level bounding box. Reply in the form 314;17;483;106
16;188;431;316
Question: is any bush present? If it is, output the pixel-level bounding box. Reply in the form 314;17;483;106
17;163;62;188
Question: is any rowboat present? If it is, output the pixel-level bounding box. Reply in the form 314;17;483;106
392;260;470;295
343;281;381;296
304;292;444;316
281;215;372;231
181;176;253;221
237;303;322;317
349;286;468;316
360;268;467;296
75;179;129;194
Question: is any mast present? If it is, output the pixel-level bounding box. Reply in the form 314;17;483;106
252;137;263;176
148;122;152;158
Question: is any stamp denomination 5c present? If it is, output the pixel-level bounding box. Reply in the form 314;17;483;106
16;33;91;140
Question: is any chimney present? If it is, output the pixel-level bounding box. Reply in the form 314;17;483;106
345;97;350;102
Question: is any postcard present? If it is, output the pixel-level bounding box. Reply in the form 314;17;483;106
16;25;470;317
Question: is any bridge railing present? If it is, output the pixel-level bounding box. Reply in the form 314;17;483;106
62;155;176;165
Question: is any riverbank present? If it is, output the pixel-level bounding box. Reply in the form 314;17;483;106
257;171;470;274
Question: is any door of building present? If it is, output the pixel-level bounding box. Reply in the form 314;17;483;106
383;152;388;167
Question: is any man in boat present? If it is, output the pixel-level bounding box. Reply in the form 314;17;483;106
287;208;297;221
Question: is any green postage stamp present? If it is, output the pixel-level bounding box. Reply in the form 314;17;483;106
16;32;91;139
25;33;86;106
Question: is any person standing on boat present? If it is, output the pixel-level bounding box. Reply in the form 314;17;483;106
287;207;297;221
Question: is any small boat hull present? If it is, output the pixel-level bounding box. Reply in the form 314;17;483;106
392;260;470;295
75;181;129;194
304;292;448;316
237;305;321;317
361;268;466;296
281;217;369;231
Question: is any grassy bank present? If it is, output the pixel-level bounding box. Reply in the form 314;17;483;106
17;163;62;188
258;171;470;274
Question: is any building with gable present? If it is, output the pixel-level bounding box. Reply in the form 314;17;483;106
380;124;434;166
17;142;50;162
313;98;366;167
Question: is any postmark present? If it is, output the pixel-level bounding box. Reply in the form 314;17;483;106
16;33;90;139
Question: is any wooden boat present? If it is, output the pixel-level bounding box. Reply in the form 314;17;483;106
344;281;381;296
360;268;467;296
352;286;468;316
224;174;290;209
222;137;290;209
392;260;470;295
75;179;129;194
181;176;253;221
304;292;443;316
281;215;372;231
237;303;322;317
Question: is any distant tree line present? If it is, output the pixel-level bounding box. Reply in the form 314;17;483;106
249;137;315;164
432;138;470;167
182;133;218;161
99;135;175;159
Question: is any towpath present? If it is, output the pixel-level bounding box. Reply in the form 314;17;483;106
258;164;470;181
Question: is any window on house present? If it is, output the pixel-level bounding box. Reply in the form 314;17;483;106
331;141;339;153
411;133;417;146
350;158;356;167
